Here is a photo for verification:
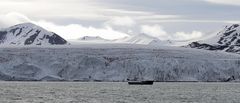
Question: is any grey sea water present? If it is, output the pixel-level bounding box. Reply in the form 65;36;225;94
0;82;239;103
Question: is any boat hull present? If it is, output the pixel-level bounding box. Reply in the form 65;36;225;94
128;81;154;85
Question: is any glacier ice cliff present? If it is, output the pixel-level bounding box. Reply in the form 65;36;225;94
0;46;240;82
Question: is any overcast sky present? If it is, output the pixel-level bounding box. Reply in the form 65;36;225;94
0;0;240;40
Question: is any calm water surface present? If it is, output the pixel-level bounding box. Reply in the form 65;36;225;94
0;82;239;103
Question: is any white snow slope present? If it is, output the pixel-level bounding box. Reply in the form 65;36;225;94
79;36;108;41
74;34;179;46
0;44;240;82
115;33;175;46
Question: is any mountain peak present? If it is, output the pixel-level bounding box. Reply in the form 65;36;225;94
116;33;161;44
223;24;239;32
0;23;68;45
79;36;107;41
13;22;36;27
188;24;240;54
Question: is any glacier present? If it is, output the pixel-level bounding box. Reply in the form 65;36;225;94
0;44;240;82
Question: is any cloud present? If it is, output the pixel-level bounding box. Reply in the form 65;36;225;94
147;19;240;24
204;0;240;6
173;31;203;40
0;12;31;28
36;21;129;40
0;12;203;41
0;12;129;40
0;0;110;21
137;15;181;20
141;25;168;39
105;16;136;27
0;0;183;24
140;24;203;40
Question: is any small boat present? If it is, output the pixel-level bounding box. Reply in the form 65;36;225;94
128;81;154;85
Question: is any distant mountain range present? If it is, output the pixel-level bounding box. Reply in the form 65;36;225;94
1;22;240;55
115;33;164;45
0;23;67;45
78;33;174;46
188;24;240;54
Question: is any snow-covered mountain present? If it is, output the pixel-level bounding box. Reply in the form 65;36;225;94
79;36;109;42
0;23;67;45
188;24;240;54
70;34;174;46
0;45;240;82
80;36;105;41
115;33;172;46
116;33;161;44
